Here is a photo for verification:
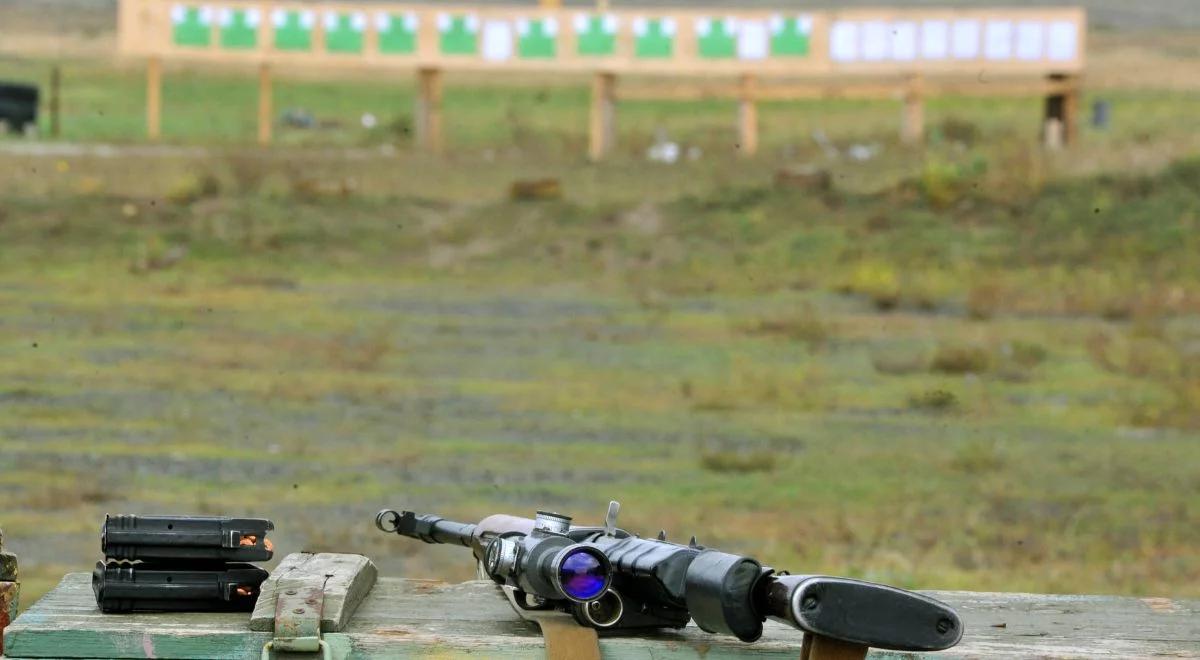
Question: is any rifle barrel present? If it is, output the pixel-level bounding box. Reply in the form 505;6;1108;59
375;510;476;547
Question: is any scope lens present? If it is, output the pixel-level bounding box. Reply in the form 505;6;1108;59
558;548;608;601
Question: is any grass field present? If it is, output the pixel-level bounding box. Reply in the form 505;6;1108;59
2;15;1200;613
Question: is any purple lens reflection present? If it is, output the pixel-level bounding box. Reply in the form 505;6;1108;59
558;548;607;601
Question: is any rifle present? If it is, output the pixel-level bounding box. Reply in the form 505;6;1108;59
374;508;613;608
376;502;962;652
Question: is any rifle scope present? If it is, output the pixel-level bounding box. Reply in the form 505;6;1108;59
376;508;612;605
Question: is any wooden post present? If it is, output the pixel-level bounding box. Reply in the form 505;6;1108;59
901;74;924;145
257;62;273;146
416;67;444;155
801;633;869;660
146;56;162;140
49;65;61;138
1043;73;1079;148
0;528;18;656
589;72;616;161
737;73;759;157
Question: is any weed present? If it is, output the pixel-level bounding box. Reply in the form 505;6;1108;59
700;450;778;474
931;344;991;375
966;281;1006;321
1005;341;1049;369
871;346;930;375
948;440;1005;474
909;389;960;412
165;172;220;205
746;302;832;352
844;262;902;311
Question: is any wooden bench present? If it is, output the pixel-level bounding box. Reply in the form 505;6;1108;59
5;572;1198;658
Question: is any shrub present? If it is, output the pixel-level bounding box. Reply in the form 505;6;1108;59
909;388;959;412
165;172;220;205
747;302;832;352
918;159;967;210
931;344;991;375
700;449;776;474
948;440;1005;474
966;281;1005;321
871;346;930;375
1006;341;1049;368
844;262;901;311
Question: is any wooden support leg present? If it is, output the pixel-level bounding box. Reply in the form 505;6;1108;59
49;65;61;138
416;67;444;155
1043;73;1079;149
901;74;925;145
737;73;759;157
800;633;869;660
257;62;273;146
146;56;162;141
1;530;18;656
589;72;616;161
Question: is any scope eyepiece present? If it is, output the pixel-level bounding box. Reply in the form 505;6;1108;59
552;545;611;603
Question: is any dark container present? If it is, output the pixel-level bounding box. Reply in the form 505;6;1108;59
0;82;39;132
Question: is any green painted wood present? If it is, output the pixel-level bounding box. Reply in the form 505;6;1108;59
6;574;1200;659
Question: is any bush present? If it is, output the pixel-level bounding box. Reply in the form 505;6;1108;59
966;281;1005;321
165;172;220;205
871;346;930;375
948;440;1005;474
700;449;777;474
746;302;832;352
844;262;901;311
909;388;959;412
1006;341;1049;368
931;344;991;375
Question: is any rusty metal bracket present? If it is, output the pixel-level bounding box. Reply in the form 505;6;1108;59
261;581;330;659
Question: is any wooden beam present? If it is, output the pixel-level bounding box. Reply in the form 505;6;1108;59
619;79;1077;103
737;73;758;157
416;67;444;154
257;62;273;146
1043;73;1080;147
901;74;925;145
589;72;616;161
801;633;869;660
48;65;61;138
146;56;162;141
0;529;17;657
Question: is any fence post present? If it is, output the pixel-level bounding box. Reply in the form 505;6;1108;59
258;62;273;146
738;73;759;157
901;74;925;145
589;72;616;161
416;67;444;154
146;56;162;140
1043;73;1079;148
0;528;18;656
49;65;62;138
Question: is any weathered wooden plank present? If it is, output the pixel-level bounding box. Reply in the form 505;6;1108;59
249;553;377;634
6;574;1200;659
